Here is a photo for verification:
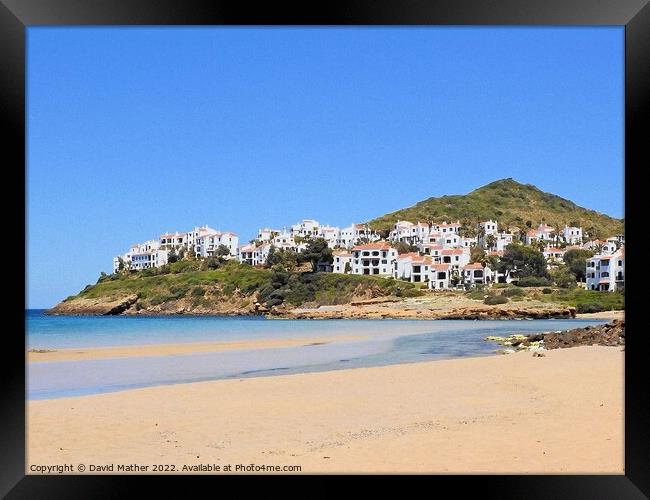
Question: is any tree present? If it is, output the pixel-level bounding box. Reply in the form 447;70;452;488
117;257;125;271
167;249;178;264
344;261;351;274
470;246;486;265
186;248;196;260
485;234;497;251
215;244;231;259
563;248;594;282
266;247;298;271
459;225;477;238
498;243;549;279
550;266;577;288
393;241;418;254
178;247;186;260
298;237;333;272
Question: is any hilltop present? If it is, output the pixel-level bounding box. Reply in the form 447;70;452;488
367;178;623;239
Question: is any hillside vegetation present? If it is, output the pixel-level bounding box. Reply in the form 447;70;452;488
50;260;423;315
368;178;623;239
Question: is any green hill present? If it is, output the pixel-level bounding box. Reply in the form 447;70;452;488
367;178;623;239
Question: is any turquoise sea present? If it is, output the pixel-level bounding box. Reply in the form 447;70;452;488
26;310;606;400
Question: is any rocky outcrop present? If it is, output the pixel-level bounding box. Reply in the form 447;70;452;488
47;294;140;316
534;320;625;349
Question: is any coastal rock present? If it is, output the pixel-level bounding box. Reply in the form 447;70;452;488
46;294;139;316
528;320;625;350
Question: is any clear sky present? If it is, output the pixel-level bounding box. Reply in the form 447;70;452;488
27;27;624;308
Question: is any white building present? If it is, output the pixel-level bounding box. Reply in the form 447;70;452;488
113;239;169;272
428;264;452;290
543;246;565;264
195;230;239;259
441;233;461;249
440;248;470;270
601;241;618;255
563;225;583;244
494;233;513;252
238;243;272;266
525;224;556;245
257;228;281;242
389;221;416;244
351;242;398;276
586;248;625;292
159;231;187;248
437;221;462;235
332;251;353;274
418;243;443;259
393;252;421;281
478;220;498;248
291;219;320;238
319;225;341;249
338;223;379;249
461;263;492;287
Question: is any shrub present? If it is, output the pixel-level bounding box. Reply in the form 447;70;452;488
576;303;605;314
501;287;525;297
542;288;553;294
191;286;205;297
515;276;553;287
484;295;509;305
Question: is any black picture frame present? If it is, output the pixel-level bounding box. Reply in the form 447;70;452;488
3;0;648;496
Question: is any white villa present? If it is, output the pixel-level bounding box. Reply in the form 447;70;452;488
113;240;169;272
332;251;353;274
525;224;556;245
586;247;625;292
239;243;272;266
563;225;583;244
543;246;565;264
462;263;492;287
351;242;397;276
429;264;453;290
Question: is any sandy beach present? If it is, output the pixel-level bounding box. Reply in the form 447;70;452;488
27;345;623;474
27;335;366;363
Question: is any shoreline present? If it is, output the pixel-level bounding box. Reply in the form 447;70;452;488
27;335;366;363
27;345;623;474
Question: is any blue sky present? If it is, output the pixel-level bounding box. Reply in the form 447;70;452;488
27;27;624;308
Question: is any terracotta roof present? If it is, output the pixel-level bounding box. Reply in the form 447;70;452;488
431;264;451;271
598;279;611;284
333;252;352;257
463;263;484;270
544;247;564;253
352;242;392;251
397;252;420;260
441;249;463;255
240;244;256;252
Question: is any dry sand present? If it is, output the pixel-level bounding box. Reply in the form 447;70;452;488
27;335;365;363
576;310;624;321
27;345;623;474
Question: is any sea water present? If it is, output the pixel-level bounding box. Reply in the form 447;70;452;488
26;310;607;400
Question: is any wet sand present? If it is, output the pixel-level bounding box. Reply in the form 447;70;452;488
27;335;366;363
